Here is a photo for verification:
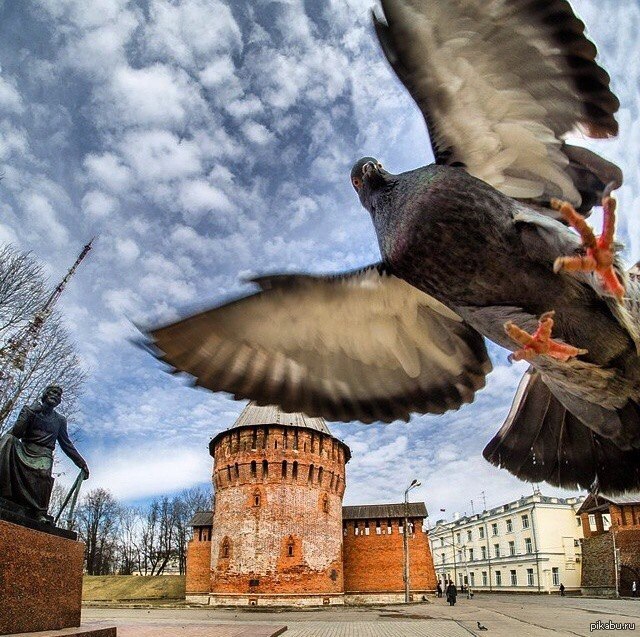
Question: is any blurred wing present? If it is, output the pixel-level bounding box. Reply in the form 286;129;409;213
373;0;620;206
146;265;492;424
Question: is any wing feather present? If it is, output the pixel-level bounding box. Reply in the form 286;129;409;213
146;265;492;424
373;0;620;207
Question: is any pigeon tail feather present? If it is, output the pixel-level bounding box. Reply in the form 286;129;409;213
483;368;640;493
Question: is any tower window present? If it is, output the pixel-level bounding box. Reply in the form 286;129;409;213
322;494;329;513
283;431;288;449
287;536;295;557
250;461;257;478
293;431;299;450
226;465;231;482
262;459;268;478
253;489;261;507
292;461;298;480
282;460;287;478
251;428;257;450
221;537;230;558
262;426;268;449
317;466;324;485
308;464;315;483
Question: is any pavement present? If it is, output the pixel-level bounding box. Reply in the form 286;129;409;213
82;593;640;636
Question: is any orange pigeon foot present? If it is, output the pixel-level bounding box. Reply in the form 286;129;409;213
551;194;625;300
504;311;587;362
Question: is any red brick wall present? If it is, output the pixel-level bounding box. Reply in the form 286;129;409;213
209;425;348;596
343;519;437;593
185;538;212;594
581;532;615;589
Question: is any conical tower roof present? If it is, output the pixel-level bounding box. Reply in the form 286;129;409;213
231;401;331;434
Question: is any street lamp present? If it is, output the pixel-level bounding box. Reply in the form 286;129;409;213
404;479;421;603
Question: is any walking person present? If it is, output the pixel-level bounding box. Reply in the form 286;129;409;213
632;581;637;597
437;582;443;598
446;580;458;606
559;583;565;597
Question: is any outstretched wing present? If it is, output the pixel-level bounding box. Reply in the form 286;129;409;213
146;265;492;424
373;0;621;208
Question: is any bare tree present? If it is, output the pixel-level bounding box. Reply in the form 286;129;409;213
138;496;179;576
0;245;86;433
172;486;211;575
76;488;120;575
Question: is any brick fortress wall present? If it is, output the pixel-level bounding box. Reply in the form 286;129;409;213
342;517;437;603
208;424;349;605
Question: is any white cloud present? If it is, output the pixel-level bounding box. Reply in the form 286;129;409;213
83;153;133;194
21;192;69;246
241;120;274;145
178;179;234;218
114;237;140;263
0;75;24;114
82;190;119;218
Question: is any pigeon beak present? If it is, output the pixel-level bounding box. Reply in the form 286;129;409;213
362;161;377;178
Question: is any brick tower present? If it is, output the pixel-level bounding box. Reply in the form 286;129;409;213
207;402;351;606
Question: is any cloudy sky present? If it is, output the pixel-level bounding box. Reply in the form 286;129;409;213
0;0;638;518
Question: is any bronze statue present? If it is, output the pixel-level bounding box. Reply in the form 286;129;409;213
0;385;89;523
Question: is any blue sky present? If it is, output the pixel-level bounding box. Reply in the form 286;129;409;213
0;0;638;517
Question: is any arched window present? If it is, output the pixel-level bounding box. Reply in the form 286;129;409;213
250;460;257;478
253;489;261;507
322;494;329;513
287;536;295;557
308;464;315;483
282;460;287;479
262;459;268;478
293;431;299;450
292;461;298;480
317;467;324;485
262;426;268;449
221;537;231;558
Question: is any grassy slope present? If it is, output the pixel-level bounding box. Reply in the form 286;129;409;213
82;575;186;601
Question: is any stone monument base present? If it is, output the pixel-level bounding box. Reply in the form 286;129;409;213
11;626;116;637
0;511;85;635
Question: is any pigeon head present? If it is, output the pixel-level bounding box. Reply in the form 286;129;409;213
350;156;393;207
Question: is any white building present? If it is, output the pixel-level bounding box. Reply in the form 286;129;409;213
429;493;584;593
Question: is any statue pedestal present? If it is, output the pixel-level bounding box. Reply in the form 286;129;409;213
0;506;115;636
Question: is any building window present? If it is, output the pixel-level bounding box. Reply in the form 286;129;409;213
308;464;315;483
226;465;232;481
343;522;348;536
274;439;278;449
468;548;474;561
287;536;295;557
481;546;487;560
376;520;381;535
282;460;287;478
456;532;461;544
262;459;268;478
495;571;502;586
318;466;323;485
552;567;560;586
262;426;268;449
329;473;334;490
524;537;533;554
491;522;498;536
576;516;582;527
479;526;485;539
322;494;329;513
467;530;472;542
509;541;516;556
603;514;612;531
253;489;261;507
293;431;298;450
364;521;370;536
387;519;392;534
250;461;257;478
283;431;288;449
399;521;404;535
494;543;500;558
234;463;239;479
440;538;444;548
457;550;462;562
441;553;445;564
506;519;513;533
482;571;488;586
354;525;359;536
251;428;257;450
521;514;530;529
292;461;298;480
527;569;534;586
221;537;231;559
469;572;475;586
510;570;517;586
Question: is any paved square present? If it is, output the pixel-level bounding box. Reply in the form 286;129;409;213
83;593;640;636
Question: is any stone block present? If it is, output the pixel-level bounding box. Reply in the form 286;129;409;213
0;519;84;635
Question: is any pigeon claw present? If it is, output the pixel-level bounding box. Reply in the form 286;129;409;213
504;311;587;362
550;196;625;301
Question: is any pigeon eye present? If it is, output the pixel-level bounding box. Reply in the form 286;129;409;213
352;177;362;189
377;163;383;170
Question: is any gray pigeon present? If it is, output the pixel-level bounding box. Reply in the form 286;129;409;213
145;0;640;493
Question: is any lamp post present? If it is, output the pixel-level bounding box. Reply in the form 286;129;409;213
404;478;421;603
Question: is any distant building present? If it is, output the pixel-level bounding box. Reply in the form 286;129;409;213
185;402;437;606
429;493;584;593
578;492;640;597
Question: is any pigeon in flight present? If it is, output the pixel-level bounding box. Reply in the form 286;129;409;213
145;1;640;493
